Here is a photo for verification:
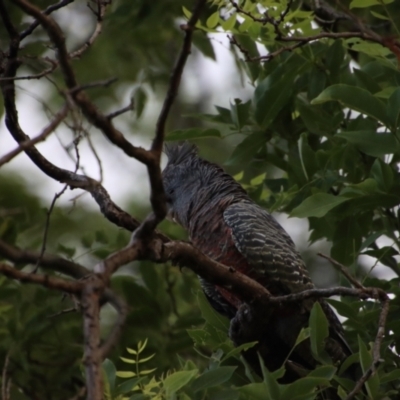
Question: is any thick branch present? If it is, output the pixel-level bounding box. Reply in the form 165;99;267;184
0;239;129;363
81;279;103;399
0;239;89;279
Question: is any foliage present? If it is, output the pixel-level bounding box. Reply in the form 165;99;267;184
1;0;400;399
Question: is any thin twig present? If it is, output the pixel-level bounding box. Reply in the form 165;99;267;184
69;0;108;59
0;104;68;167
48;307;78;318
318;252;365;289
20;0;75;40
14;0;149;163
1;351;10;400
33;183;69;273
229;0;399;63
68;77;118;94
345;296;389;400
106;99;134;120
229;0;269;24
85;130;104;182
0;64;57;81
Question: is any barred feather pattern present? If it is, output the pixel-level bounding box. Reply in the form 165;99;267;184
162;142;352;371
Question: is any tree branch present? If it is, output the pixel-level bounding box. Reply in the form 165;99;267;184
81;278;104;399
134;0;207;240
20;0;75;40
0;239;89;279
69;0;107;59
13;0;150;164
0;262;82;293
229;0;400;63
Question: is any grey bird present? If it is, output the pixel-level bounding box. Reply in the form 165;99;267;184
162;142;353;382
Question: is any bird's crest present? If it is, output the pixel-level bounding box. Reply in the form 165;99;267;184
164;142;198;165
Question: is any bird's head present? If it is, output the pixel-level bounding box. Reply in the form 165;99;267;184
162;142;201;227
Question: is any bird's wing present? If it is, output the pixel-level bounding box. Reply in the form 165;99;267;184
224;201;353;361
223;201;314;295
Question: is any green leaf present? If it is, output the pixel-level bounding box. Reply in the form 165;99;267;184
308;365;336;380
95;230;108;244
336;131;398;157
163;369;198;395
182;6;192;19
206;11;219;29
374;86;396;99
331;217;362;265
239;382;272;400
298;132;318;180
221;13;236;31
225;131;266;166
81;234;93;248
187;328;212;346
197;291;229;332
254;74;294;129
353;69;381;94
57;243;76;258
280;376;328;400
129;394;147;400
380;369;400;384
311;84;389;126
290;193;349;218
387;87;400;130
308;67;327;100
116;378;143;395
351;41;392;59
257;354;282;399
358;336;380;399
370;10;389;20
193;31;216;60
138;338;148;353
191;366;236;392
296;100;335;135
209;389;239;400
326;299;358;320
294;327;311;348
166;128;221;141
134;86;147;119
103;359;116;394
350;0;393;8
309;302;330;364
230;98;251;130
116;371;136;378
370;159;393;191
222;341;258;361
326;40;345;80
